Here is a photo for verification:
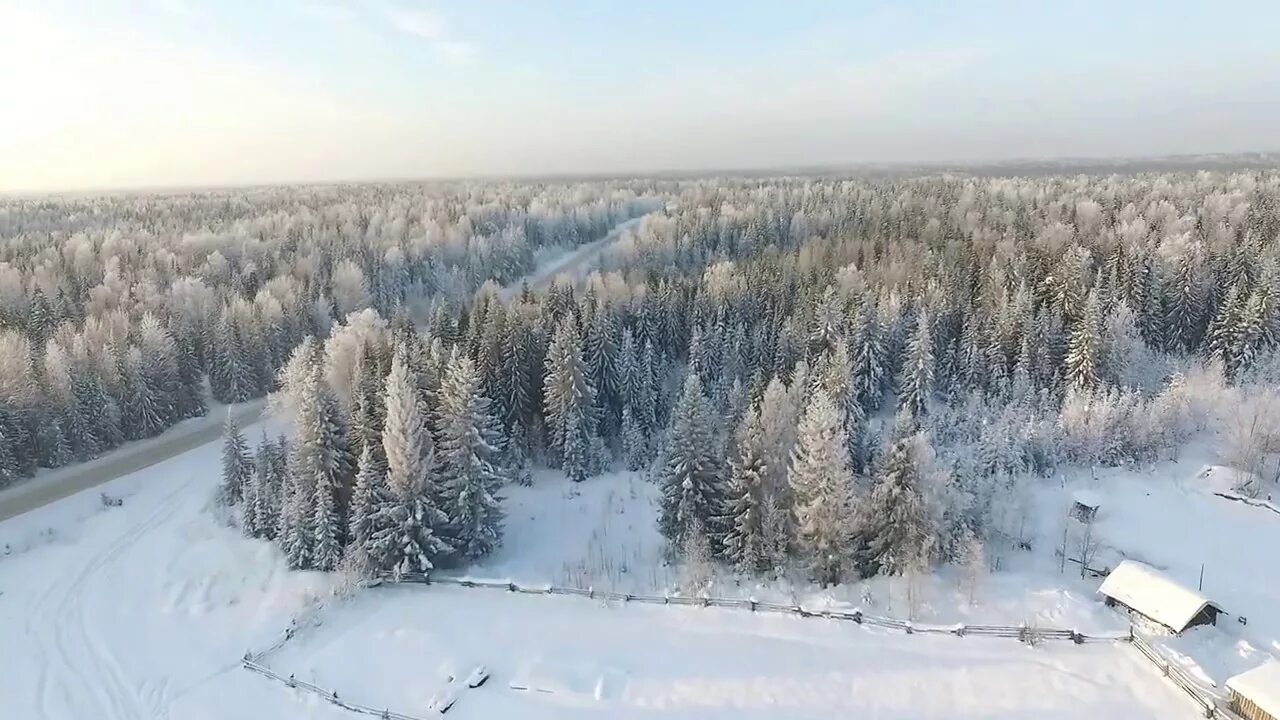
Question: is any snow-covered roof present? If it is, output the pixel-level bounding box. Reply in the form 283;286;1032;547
1227;660;1280;717
1072;489;1102;508
1097;560;1222;633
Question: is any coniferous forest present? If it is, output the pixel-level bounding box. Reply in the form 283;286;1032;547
3;173;1280;585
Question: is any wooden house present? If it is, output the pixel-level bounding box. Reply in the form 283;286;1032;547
1226;661;1280;720
1097;560;1223;634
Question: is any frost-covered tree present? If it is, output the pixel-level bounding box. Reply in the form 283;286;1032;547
656;373;726;552
722;405;770;573
218;415;253;507
862;429;936;576
789;390;858;585
435;350;508;561
1066;292;1103;391
898;310;935;419
370;344;452;575
543;318;599;481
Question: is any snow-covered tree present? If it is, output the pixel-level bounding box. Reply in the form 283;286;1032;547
543;318;599;482
862;429;936;576
656;373;727;552
370;344;452;575
898;310;935;419
435;350;508;561
218;414;253;507
789;390;858;585
722;405;771;573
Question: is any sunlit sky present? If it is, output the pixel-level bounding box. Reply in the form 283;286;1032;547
2;0;1278;192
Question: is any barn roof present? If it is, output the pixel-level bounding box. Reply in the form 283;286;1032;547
1227;661;1280;718
1097;560;1222;633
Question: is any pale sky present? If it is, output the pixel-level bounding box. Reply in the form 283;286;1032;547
2;0;1278;192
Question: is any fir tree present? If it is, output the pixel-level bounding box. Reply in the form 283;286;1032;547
543;319;598;481
218;414;253;507
898;310;935;419
370;344;453;575
435;350;508;561
656;373;727;551
722;405;770;573
862;431;935;576
789;390;858;586
1066;293;1102;391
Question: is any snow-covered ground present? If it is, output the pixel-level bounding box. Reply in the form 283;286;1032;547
265;583;1193;720
1033;450;1280;691
3;425;1272;719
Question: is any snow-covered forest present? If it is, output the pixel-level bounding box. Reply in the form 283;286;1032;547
3;172;1280;587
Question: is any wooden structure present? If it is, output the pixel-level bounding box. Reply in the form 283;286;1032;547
1227;661;1280;720
1097;560;1223;634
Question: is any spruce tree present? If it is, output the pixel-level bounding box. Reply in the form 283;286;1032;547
789;390;858;586
1065;293;1102;391
897;310;935;419
862;431;935;576
370;344;453;575
543;318;598;481
656;373;727;551
218;415;253;506
723;405;770;573
435;350;508;561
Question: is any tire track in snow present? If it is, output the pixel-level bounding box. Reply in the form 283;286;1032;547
34;474;199;720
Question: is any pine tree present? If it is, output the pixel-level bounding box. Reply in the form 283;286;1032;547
436;350;508;561
722;405;770;573
656;373;727;551
584;308;620;439
789;390;858;586
543;319;598;481
897;310;935;419
1164;249;1205;352
218;415;253;506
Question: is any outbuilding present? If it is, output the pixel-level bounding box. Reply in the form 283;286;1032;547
1226;660;1280;720
1097;560;1223;634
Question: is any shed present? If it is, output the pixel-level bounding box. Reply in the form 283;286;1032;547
1070;490;1102;522
1097;560;1223;634
1226;661;1280;720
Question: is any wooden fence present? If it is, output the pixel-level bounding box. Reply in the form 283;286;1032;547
1129;631;1244;719
373;571;1128;644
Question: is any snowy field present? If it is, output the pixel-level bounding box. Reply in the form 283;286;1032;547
263;583;1194;720
0;425;1241;720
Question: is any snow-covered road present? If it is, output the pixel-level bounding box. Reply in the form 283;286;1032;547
497;214;650;301
0;399;266;523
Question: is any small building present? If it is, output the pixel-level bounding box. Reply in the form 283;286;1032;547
1097;560;1223;634
1226;661;1280;720
1070;490;1101;523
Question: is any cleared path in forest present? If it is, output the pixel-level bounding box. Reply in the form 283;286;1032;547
0;399;266;522
496;214;650;301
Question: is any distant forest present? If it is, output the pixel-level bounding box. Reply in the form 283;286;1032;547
2;172;1278;585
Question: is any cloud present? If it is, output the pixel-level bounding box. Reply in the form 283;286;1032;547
383;5;476;63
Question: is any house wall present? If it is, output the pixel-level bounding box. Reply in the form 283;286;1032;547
1231;690;1276;720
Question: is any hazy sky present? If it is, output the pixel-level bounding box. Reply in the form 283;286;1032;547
2;0;1278;191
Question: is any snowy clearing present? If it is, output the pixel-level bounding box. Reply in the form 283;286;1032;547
261;583;1196;720
0;431;1207;720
